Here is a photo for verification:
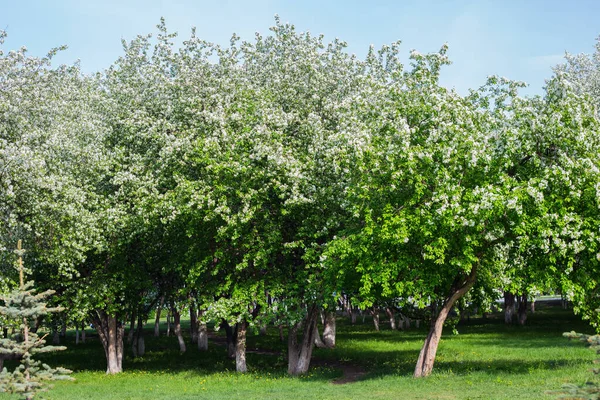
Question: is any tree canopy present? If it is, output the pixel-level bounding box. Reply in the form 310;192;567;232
1;19;600;380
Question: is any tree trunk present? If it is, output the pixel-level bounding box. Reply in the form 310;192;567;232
189;301;198;344
517;293;528;326
81;323;86;344
339;295;350;317
278;325;285;342
339;295;356;325
92;310;124;374
31;316;43;334
371;306;380;331
288;304;319;375
224;321;237;359
132;314;145;357
236;321;248;373
198;320;208;351
154;297;164;337
173;308;186;353
414;268;477;378
313;322;326;348
166;309;171;337
52;325;60;345
504;292;515;324
287;323;299;373
385;307;397;330
131;324;138;357
127;312;136;345
322;311;336;348
76;326;80;345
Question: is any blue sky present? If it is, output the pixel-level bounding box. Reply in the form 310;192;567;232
1;0;599;95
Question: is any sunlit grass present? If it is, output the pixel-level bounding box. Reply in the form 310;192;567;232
1;304;596;399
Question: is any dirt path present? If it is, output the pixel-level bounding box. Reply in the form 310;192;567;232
330;363;367;384
311;359;367;384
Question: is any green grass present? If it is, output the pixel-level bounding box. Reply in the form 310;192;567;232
1;304;597;399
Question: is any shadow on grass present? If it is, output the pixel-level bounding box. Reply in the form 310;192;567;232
19;305;592;385
29;334;591;385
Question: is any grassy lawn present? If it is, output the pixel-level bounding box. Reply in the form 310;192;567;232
1;304;597;399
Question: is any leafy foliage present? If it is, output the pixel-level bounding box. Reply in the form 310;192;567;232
2;17;600;379
0;244;72;399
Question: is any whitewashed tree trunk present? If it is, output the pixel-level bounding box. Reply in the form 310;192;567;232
132;315;145;357
385;307;397;330
322;311;336;348
504;292;515;324
517;293;528;326
173;308;186;353
127;313;136;345
371;307;380;331
288;305;319;375
236;321;248;373
166;310;171;337
313;322;326;348
198;321;208;351
154;297;164;337
340;295;357;325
